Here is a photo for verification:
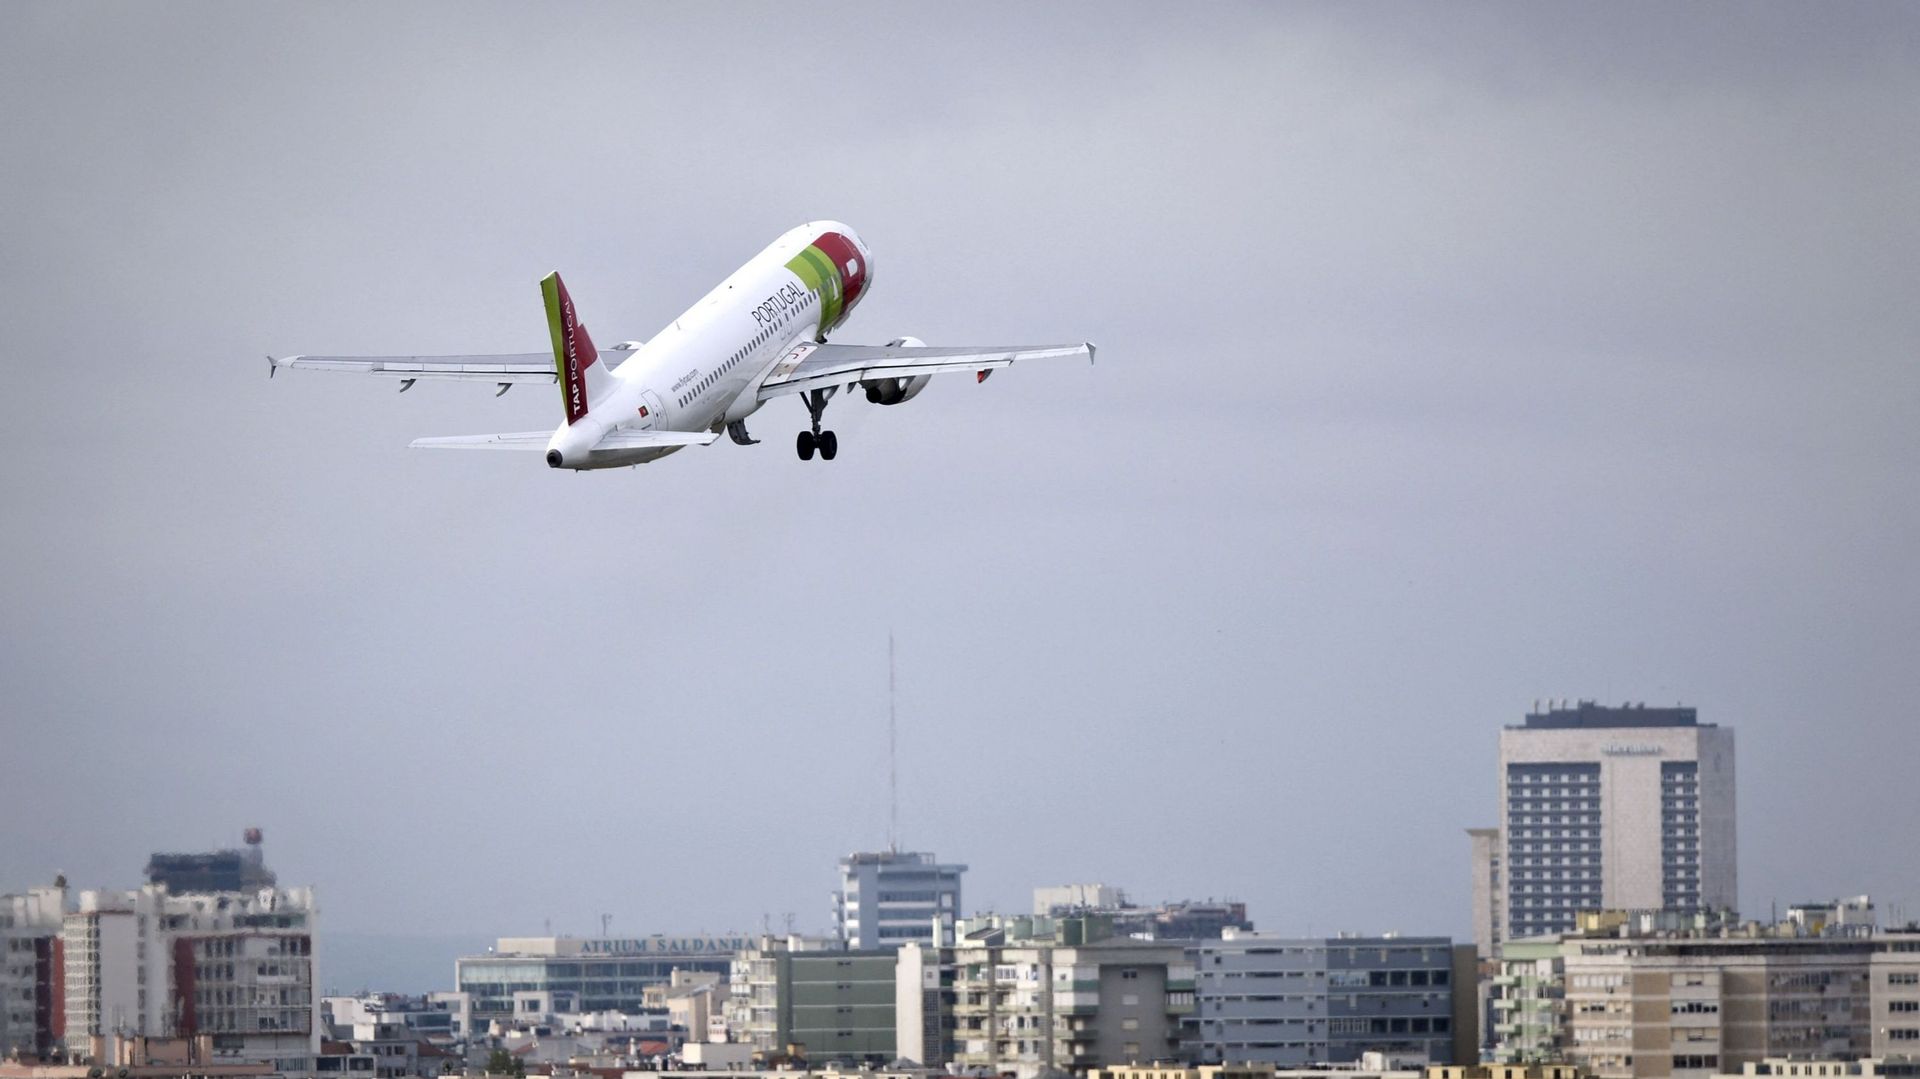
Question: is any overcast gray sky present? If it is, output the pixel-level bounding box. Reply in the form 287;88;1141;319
3;2;1918;981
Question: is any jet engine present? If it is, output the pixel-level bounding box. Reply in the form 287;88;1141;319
862;336;931;405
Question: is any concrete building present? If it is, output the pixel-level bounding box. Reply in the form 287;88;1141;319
322;992;471;1046
894;943;951;1067
1;884;68;1060
1486;701;1737;944
834;852;965;951
725;936;896;1064
145;831;276;896
0;1034;274;1079
1093;1063;1446;1079
1033;888;1254;942
1426;1067;1586;1079
1466;831;1503;963
643;972;725;1047
905;914;1195;1079
1485;911;1920;1078
1038;887;1129;917
1487;939;1564;1064
1869;933;1920;1063
60;884;318;1077
1722;1061;1901;1078
1190;931;1459;1067
455;934;748;1033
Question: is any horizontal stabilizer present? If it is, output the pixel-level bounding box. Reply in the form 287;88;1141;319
271;354;556;382
600;429;720;449
410;429;719;451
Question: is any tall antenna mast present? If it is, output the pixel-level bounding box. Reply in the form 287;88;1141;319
889;630;899;853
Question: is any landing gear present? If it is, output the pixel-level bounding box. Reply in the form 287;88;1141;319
796;429;837;460
797;387;839;462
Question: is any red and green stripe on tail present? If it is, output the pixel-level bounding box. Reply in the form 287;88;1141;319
541;272;599;425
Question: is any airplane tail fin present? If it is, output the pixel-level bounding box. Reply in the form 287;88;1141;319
541;271;616;425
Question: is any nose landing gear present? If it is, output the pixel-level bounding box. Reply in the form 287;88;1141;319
797;388;838;461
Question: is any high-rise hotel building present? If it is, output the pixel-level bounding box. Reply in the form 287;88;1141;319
1476;701;1736;947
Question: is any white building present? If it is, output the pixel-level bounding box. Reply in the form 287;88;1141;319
1483;701;1736;944
1;884;68;1059
455;934;747;1030
62;885;319;1077
833;851;964;950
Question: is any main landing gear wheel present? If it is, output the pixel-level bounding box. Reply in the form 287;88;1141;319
798;387;839;462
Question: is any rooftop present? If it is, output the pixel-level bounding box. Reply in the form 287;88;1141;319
1513;700;1704;730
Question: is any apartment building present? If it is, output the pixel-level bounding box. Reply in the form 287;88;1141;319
1191;932;1460;1067
902;915;1194;1079
725;936;896;1064
61;884;318;1077
1870;934;1920;1061
1487;911;1920;1079
0;884;68;1059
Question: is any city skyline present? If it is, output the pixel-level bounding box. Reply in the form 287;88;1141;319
3;3;1918;959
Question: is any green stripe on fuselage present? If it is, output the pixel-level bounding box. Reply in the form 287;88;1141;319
795;245;842;333
784;249;825;292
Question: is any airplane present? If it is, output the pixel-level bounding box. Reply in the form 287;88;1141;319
271;221;1094;469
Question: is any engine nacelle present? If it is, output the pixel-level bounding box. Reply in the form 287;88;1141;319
862;337;931;405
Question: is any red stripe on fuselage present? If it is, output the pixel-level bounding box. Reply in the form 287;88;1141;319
812;231;867;315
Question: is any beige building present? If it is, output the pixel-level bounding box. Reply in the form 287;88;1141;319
0;1035;272;1079
1487;914;1920;1079
1723;1062;1895;1078
1869;937;1920;1060
1468;829;1504;963
1427;1067;1588;1079
1092;1065;1278;1079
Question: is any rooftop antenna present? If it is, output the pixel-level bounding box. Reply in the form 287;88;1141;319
888;630;899;854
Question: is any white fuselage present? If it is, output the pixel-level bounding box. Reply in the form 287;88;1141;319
546;221;872;469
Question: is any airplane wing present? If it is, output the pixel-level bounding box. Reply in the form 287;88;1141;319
270;353;557;384
409;429;719;451
756;341;1094;401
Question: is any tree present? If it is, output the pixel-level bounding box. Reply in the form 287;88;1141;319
484;1050;524;1077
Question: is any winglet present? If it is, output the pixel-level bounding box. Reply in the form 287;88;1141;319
1087;341;1098;365
541;271;601;425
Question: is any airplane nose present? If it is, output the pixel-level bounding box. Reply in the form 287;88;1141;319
546;449;563;468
